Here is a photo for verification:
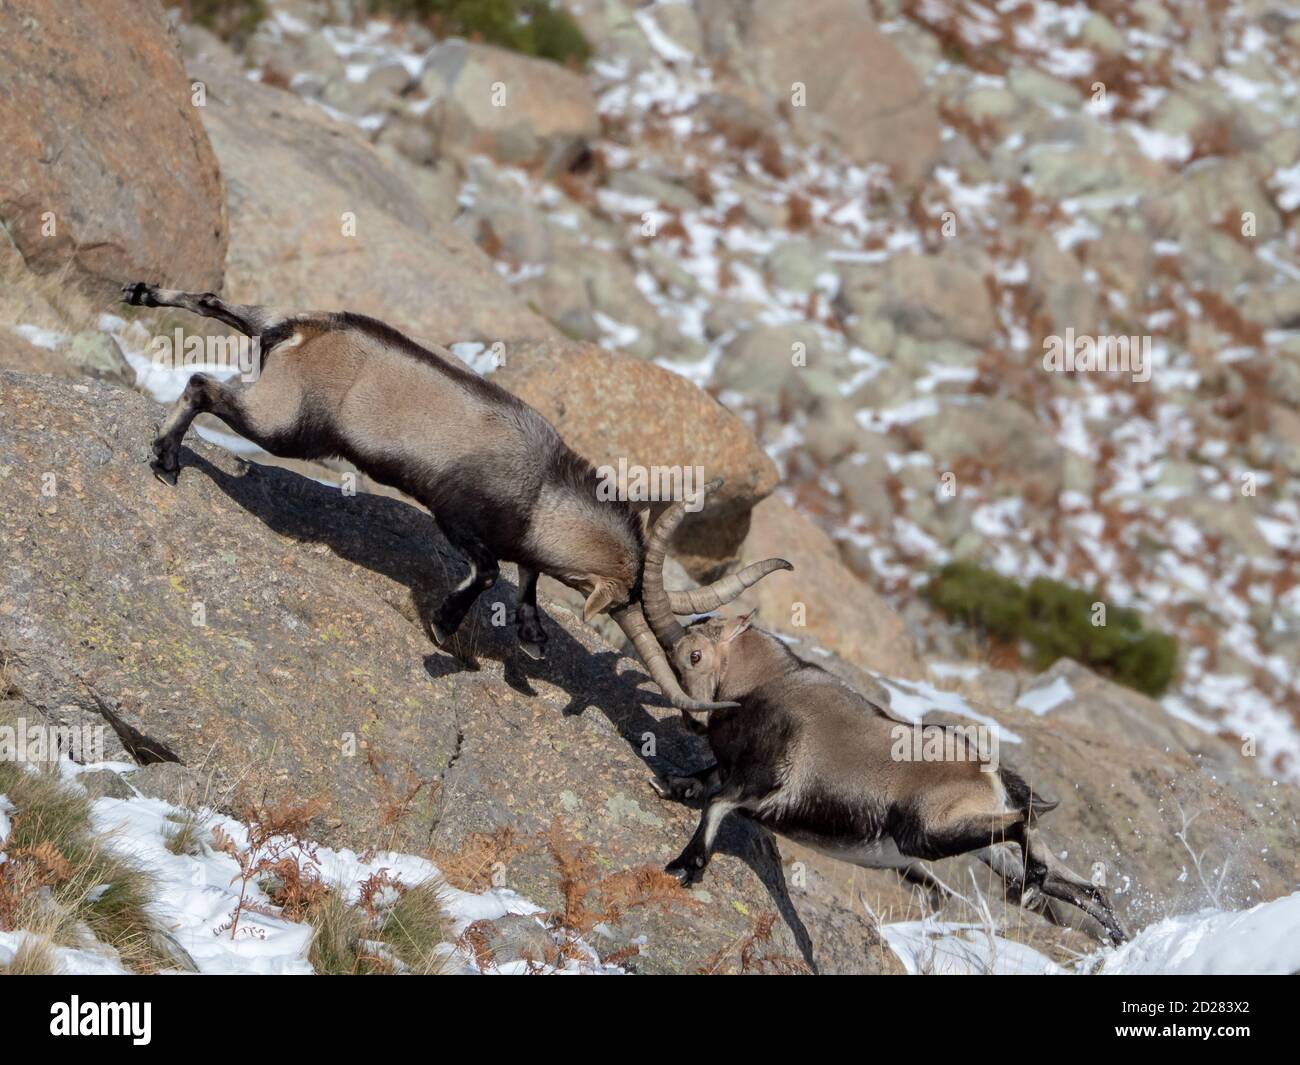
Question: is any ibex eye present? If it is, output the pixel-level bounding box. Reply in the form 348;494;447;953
689;650;702;666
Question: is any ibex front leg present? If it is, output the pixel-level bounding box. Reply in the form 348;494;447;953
149;363;305;486
665;780;752;886
1022;830;1128;945
513;565;547;660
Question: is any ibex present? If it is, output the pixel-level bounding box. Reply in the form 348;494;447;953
642;487;1127;945
120;283;787;712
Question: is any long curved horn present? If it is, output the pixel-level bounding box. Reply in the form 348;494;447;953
642;492;690;650
646;479;792;619
611;602;738;713
666;557;793;615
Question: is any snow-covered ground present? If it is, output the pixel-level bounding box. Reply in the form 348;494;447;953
0;759;619;975
880;891;1300;975
4;755;1296;975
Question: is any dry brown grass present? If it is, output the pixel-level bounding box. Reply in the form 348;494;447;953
0;933;58;975
0;248;100;336
162;808;209;857
0;759;168;972
307;874;455;975
0;652;20;700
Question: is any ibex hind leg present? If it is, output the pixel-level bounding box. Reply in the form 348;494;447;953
150;364;304;485
900;810;1027;865
427;521;498;650
1023;831;1128;946
898;861;960;909
122;282;277;337
513;565;547;660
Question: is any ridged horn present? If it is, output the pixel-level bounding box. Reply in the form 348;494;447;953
642;489;692;650
645;479;793;621
665;557;793;615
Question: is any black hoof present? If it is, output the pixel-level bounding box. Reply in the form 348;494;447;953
150;460;178;487
150;433;179;485
122;281;155;306
651;776;702;802
665;856;704;887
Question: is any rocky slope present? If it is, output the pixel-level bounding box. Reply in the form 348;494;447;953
143;0;1300;783
3;372;1296;970
1;0;1298;972
0;0;227;295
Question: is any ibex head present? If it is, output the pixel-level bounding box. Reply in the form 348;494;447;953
668;611;756;703
637;479;792;713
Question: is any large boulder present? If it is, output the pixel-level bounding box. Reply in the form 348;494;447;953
841;251;998;348
189;60;550;347
0;0;227;296
419;41;599;166
494;337;780;575
698;0;941;187
1015;659;1246;777
916;398;1066;503
0;372;879;974
0;329;79;379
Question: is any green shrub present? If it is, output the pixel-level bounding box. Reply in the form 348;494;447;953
521;1;592;66
925;562;1178;696
370;0;591;66
169;1;268;45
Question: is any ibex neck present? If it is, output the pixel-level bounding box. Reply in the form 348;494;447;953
718;627;802;701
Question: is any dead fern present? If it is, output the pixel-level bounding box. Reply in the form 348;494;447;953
699;911;812;975
365;748;436;850
211;796;328;940
544;820;695;938
430;826;524;892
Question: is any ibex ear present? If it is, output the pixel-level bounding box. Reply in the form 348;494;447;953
583;579;620;622
721;609;756;643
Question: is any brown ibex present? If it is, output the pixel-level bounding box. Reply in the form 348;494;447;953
120;283;787;712
642;486;1127;945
